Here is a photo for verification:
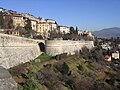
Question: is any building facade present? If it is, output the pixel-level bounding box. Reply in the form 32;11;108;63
31;20;37;31
12;14;25;28
46;19;57;31
58;26;70;34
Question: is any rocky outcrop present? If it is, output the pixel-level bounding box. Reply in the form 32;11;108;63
0;66;18;90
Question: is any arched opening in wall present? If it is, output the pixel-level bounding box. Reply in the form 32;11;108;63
39;42;45;52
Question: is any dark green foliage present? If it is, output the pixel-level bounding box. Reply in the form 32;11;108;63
70;27;75;34
75;26;78;34
24;19;32;30
59;62;70;75
65;80;75;90
0;11;4;28
18;80;39;90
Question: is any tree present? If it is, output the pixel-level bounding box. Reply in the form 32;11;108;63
70;26;75;34
4;17;14;29
0;11;4;29
16;26;26;36
24;19;32;38
8;18;14;29
75;26;78;34
24;19;32;31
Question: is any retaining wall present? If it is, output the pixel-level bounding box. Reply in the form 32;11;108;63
45;40;94;56
0;33;44;69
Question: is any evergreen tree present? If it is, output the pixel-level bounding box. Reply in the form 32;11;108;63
75;26;78;34
70;26;75;34
24;19;32;38
0;11;4;29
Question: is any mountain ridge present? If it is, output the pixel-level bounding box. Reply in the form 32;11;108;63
93;27;120;38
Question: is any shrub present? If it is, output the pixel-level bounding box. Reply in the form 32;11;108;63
65;80;75;90
59;62;70;75
77;64;83;71
55;53;67;60
18;80;40;90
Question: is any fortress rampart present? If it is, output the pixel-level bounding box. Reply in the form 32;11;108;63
0;33;94;69
0;33;44;69
45;40;94;56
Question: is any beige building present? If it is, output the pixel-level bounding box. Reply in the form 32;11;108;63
36;18;58;38
46;19;57;31
78;30;82;35
21;13;40;23
37;22;50;38
58;26;70;34
12;14;25;28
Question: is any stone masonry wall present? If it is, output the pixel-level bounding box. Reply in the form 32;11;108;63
0;33;44;69
0;33;94;68
45;40;94;56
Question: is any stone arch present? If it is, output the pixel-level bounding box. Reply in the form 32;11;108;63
38;42;45;52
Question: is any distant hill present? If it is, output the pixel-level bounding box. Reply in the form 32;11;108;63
93;27;120;38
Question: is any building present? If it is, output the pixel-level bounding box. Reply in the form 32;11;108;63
46;19;57;31
78;30;82;35
21;13;40;23
104;55;111;61
112;51;119;60
0;29;19;36
101;43;111;50
37;18;50;38
37;22;50;38
12;14;26;28
36;18;58;38
82;31;94;40
31;20;37;31
58;26;70;34
0;7;6;12
22;13;41;31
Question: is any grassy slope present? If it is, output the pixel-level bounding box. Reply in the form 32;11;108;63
9;54;119;90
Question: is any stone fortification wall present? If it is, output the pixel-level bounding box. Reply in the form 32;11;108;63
0;33;43;69
45;40;94;56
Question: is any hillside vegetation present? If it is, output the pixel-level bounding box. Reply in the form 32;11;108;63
9;52;120;90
